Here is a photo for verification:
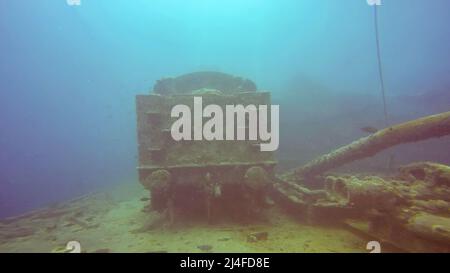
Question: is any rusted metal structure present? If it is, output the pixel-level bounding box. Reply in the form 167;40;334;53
135;72;276;222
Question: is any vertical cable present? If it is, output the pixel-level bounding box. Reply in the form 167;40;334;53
374;5;389;127
374;5;395;172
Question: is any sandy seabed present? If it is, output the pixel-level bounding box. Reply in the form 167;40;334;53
0;183;377;253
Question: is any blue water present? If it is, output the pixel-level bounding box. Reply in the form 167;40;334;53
1;0;449;218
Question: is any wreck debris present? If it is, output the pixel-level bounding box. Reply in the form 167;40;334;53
406;213;450;245
399;161;450;186
247;231;269;242
244;167;271;190
197;244;213;252
274;161;450;252
144;169;172;213
295;111;450;178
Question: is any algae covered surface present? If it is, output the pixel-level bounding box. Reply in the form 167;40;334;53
0;183;371;253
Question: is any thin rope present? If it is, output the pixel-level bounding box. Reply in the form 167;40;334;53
374;5;389;127
374;5;395;172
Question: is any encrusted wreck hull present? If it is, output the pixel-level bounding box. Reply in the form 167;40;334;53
274;162;450;252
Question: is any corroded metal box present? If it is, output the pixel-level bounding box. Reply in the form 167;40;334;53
135;73;276;221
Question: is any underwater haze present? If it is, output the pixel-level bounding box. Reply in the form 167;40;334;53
1;0;450;221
